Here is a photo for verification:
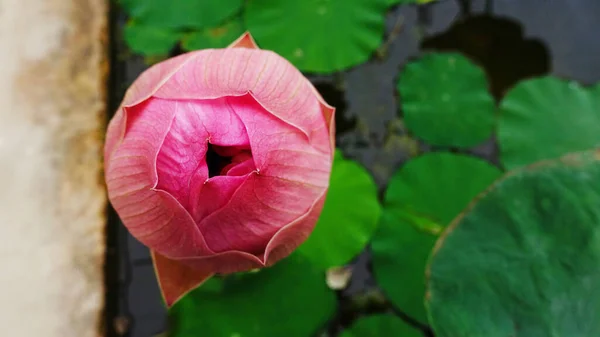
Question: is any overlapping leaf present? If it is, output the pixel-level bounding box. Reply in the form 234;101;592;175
427;150;600;337
245;0;389;73
372;152;502;323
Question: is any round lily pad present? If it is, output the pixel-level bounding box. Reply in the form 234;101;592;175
498;76;600;170
298;150;381;269
339;314;423;337
123;21;181;57
120;0;243;30
427;150;600;337
182;17;245;51
244;0;389;73
372;152;502;324
170;252;336;337
398;53;496;148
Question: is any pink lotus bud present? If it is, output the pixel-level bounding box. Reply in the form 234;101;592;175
104;32;335;307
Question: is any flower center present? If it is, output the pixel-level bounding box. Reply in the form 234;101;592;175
205;143;254;178
206;144;231;178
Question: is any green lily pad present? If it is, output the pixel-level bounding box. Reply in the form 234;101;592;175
371;152;502;324
120;0;243;30
388;0;436;5
398;53;496;148
339;314;423;337
298;150;381;269
244;0;389;73
427;150;600;337
123;21;182;57
182;17;245;51
498;76;600;170
170;252;336;337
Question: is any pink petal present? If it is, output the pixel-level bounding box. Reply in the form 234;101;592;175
154;247;268;308
193;95;330;254
227;31;260;49
155;97;250;212
264;190;328;265
104;108;126;165
106;98;210;258
152;49;330;153
152;251;213;307
190;175;250;224
198;172;324;254
122;53;193;108
229;94;331;185
222;156;255;176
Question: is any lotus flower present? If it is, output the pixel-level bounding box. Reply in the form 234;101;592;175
104;33;335;306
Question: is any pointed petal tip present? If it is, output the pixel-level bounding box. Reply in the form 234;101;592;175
152;251;214;308
228;31;260;49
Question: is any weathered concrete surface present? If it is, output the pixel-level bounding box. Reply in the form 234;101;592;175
0;0;107;336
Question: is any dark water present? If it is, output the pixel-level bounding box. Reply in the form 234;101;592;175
104;0;600;336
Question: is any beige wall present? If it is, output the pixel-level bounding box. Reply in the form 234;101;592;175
0;0;107;336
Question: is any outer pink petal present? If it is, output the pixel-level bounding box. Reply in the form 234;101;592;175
106;99;210;258
264;189;328;265
152;251;213;307
155;188;328;308
227;31;259;49
122;53;193;108
152;49;330;154
117;34;331;157
154;248;265;308
313;89;336;157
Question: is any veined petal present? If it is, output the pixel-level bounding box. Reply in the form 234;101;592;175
155;97;249;212
198;173;323;254
152;251;214;308
152;49;328;151
122;53;193;108
153;246;268;308
106;98;210;258
228;94;331;185
264;189;328;266
116;33;333;158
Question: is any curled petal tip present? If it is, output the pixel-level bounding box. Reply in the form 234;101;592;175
228;31;260;49
152;251;214;308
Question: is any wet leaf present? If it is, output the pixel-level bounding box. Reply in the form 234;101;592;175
298;150;381;269
498;76;600;169
245;0;389;73
170;253;336;337
372;152;501;324
123;21;181;57
120;0;243;30
181;16;245;51
427;150;600;337
398;53;495;148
